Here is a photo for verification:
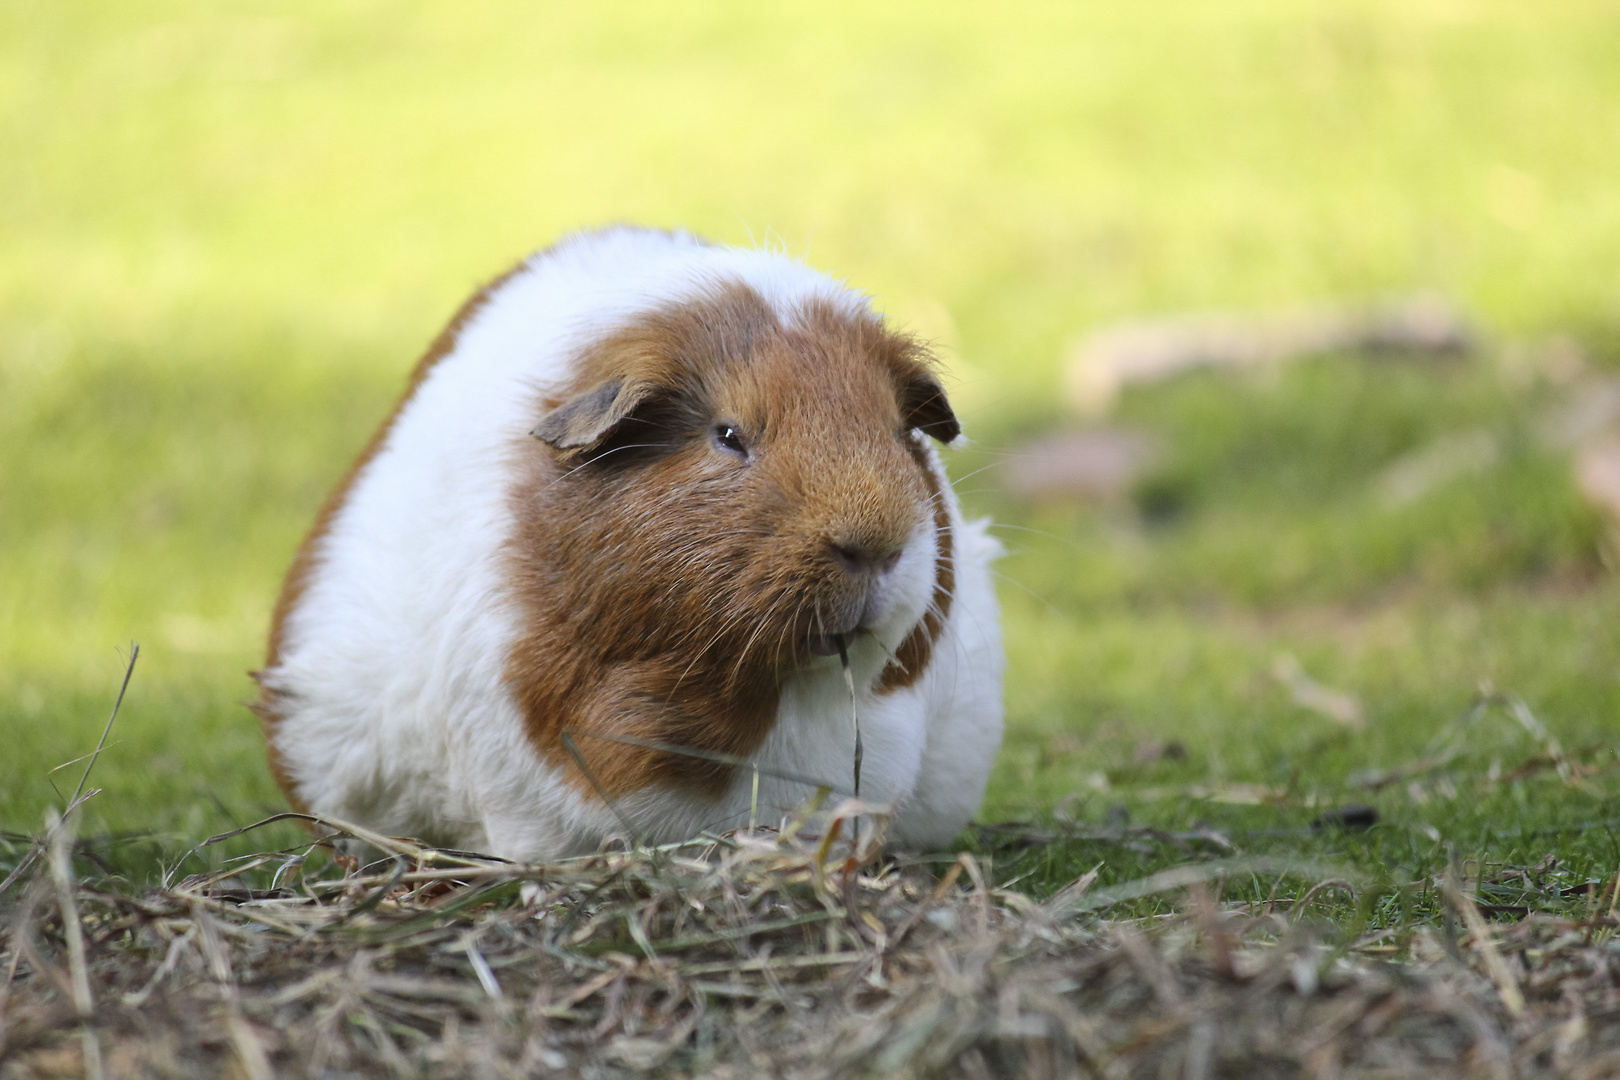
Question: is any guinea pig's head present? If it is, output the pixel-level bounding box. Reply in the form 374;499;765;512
516;280;958;698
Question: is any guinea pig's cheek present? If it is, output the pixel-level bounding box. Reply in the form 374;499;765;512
869;531;936;640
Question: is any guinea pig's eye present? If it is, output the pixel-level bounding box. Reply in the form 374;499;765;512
711;423;749;459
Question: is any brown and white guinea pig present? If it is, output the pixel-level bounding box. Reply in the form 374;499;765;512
254;226;1004;862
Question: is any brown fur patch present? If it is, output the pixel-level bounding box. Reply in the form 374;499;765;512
503;283;953;800
253;261;527;810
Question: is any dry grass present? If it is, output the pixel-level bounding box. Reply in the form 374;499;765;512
4;798;1619;1080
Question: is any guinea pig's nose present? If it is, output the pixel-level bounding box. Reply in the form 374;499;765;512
829;539;903;576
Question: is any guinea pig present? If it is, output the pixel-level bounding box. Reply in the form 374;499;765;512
253;226;1004;862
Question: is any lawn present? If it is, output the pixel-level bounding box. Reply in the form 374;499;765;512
5;0;1620;926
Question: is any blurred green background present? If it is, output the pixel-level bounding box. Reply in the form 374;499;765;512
4;1;1620;901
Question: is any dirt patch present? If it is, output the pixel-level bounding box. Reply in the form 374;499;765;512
3;806;1618;1079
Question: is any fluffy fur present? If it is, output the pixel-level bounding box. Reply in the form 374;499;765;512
256;227;1004;861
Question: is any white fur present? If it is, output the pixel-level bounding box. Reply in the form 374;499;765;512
263;227;1004;861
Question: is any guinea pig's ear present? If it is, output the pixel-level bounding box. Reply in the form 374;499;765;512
900;370;960;444
530;378;657;455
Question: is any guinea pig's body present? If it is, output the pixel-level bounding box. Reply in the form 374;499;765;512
255;227;1003;862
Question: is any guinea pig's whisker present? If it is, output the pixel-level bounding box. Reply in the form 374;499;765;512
728;599;785;686
671;604;758;696
704;612;754;656
990;569;1075;625
557;729;641;845
571;729;849;795
984;521;1087;549
944;460;1006;492
865;629;907;674
741;592;793;683
759;593;804;679
532;442;677;499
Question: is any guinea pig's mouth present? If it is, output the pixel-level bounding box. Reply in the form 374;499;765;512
807;628;858;657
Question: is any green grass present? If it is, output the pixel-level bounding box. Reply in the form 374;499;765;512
966;350;1620;918
4;1;1620;917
